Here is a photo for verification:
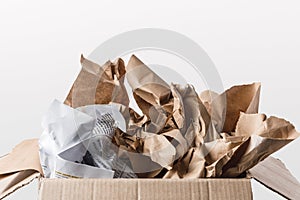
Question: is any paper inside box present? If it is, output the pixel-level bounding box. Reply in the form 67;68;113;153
1;55;300;199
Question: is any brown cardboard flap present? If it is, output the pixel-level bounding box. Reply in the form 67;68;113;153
39;178;252;200
249;156;300;199
0;139;42;199
0;170;40;199
0;139;42;175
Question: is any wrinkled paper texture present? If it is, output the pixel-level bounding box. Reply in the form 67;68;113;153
65;55;129;108
43;55;300;179
39;100;135;179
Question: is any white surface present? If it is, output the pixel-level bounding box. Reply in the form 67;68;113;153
1;1;300;199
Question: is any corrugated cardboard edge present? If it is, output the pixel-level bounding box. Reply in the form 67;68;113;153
0;139;42;199
38;178;252;200
249;156;300;199
0;170;40;199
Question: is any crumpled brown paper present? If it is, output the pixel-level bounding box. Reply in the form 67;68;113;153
200;82;261;134
221;114;299;177
126;55;171;116
65;55;129;108
65;54;300;178
199;83;299;178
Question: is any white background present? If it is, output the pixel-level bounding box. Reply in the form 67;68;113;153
1;1;300;199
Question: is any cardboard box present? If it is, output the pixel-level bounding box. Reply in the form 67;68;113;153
37;156;300;200
38;178;252;200
36;157;300;200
